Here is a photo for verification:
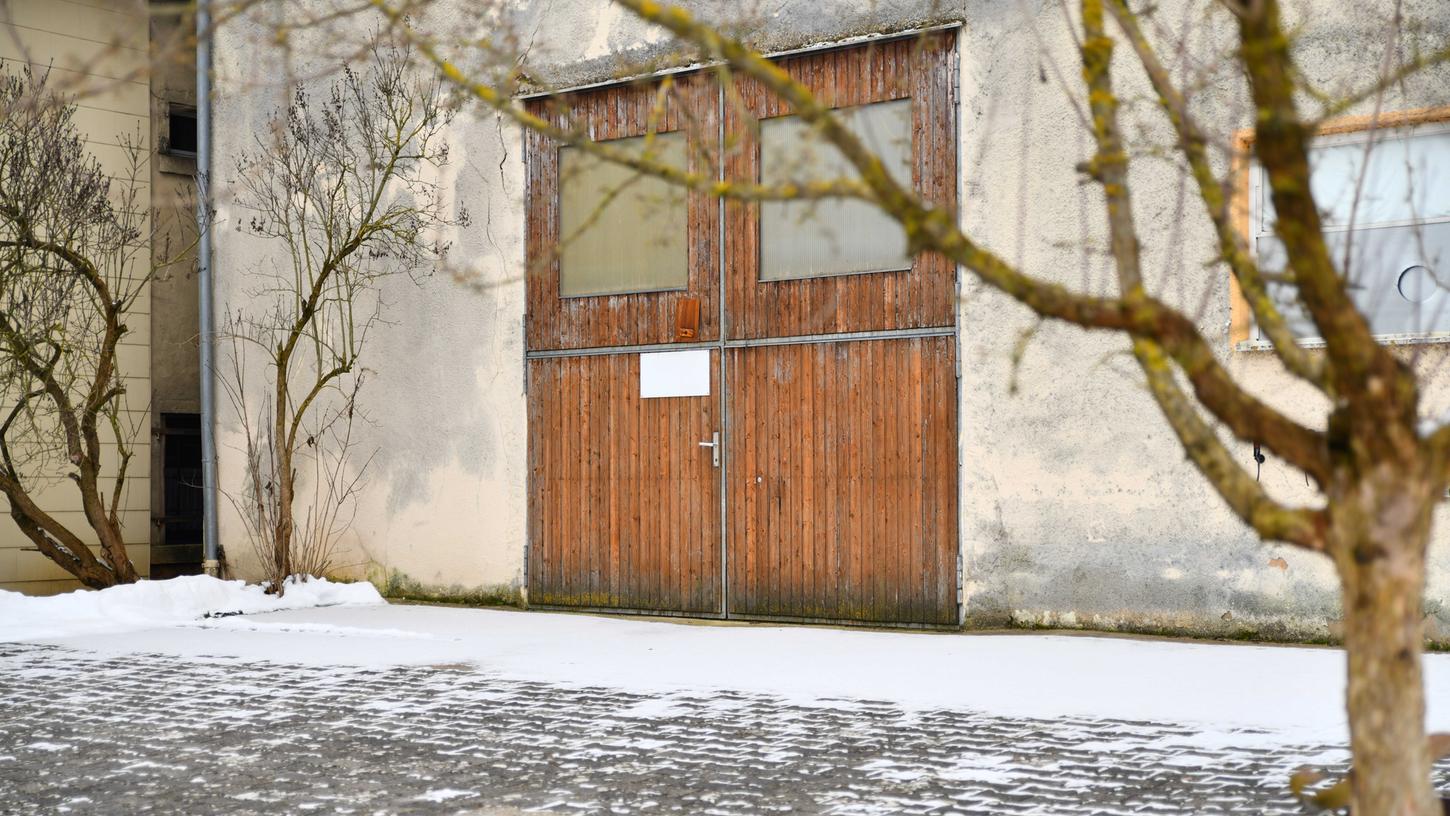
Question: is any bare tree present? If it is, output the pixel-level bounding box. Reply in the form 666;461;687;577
215;0;1450;808
0;67;189;589
224;45;462;594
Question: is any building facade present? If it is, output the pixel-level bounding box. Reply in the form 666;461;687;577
0;0;203;593
207;0;1450;640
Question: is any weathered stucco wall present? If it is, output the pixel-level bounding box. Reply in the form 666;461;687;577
211;9;528;600
212;0;1450;638
953;0;1450;641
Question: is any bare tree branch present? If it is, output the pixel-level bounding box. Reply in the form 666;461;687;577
1106;0;1328;391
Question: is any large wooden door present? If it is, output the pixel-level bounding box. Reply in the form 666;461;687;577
524;33;960;625
718;33;959;624
527;351;722;613
726;337;957;625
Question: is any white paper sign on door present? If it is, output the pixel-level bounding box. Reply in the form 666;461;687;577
639;349;711;398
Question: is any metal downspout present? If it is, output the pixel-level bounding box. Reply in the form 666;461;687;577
197;0;221;576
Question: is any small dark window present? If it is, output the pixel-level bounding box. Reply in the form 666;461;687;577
166;107;198;156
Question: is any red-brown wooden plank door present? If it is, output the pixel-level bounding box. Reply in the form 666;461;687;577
726;336;957;625
528;351;722;614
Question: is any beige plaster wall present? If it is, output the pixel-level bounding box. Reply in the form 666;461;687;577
955;0;1450;640
209;7;528;599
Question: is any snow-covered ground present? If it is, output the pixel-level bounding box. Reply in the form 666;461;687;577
4;577;1449;752
0;575;382;641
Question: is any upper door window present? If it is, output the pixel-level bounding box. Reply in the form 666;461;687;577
558;132;689;297
524;32;956;350
524;73;720;352
1253;123;1450;338
758;98;913;281
721;32;958;341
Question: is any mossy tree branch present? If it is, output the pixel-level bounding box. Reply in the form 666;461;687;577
1080;0;1324;550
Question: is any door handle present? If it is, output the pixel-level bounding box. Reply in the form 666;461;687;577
698;432;720;468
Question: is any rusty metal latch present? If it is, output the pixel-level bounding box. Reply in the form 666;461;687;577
698;432;720;468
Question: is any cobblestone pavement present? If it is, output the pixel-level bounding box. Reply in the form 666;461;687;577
1;642;1446;815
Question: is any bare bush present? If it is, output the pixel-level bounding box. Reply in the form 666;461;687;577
0;66;192;588
223;44;463;594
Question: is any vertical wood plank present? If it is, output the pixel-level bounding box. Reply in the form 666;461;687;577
884;337;901;616
562;356;578;602
908;340;926;621
845;340;863;618
940;338;959;620
788;343;804;614
922;337;943;619
801;342;818;616
827;344;842;619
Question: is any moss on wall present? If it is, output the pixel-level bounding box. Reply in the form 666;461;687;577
964;608;1450;650
372;569;525;609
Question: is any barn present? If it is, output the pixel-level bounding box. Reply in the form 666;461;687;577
208;0;1450;640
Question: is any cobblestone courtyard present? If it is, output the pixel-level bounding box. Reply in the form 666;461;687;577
5;640;1445;815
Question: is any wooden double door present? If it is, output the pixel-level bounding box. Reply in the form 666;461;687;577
527;337;957;625
525;33;959;625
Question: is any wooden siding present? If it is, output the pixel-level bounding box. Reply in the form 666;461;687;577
527;351;722;612
725;336;958;625
524;75;721;352
722;33;958;340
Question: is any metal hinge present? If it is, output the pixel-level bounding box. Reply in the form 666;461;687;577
952;47;960;108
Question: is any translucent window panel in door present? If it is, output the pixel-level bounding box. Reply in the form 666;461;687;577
558;132;689;297
758;99;913;281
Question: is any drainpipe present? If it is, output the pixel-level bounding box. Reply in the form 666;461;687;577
197;0;221;578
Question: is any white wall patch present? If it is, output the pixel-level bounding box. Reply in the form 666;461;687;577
639;349;711;398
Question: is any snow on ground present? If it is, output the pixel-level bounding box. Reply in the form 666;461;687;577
0;575;382;641
6;592;1449;751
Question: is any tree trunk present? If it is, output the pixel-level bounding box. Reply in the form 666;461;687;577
94;518;139;584
9;503;117;589
271;368;294;596
1332;468;1440;815
274;466;293;595
75;466;138;585
1;478;128;588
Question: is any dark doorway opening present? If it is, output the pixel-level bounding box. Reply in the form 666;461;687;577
153;412;203;579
